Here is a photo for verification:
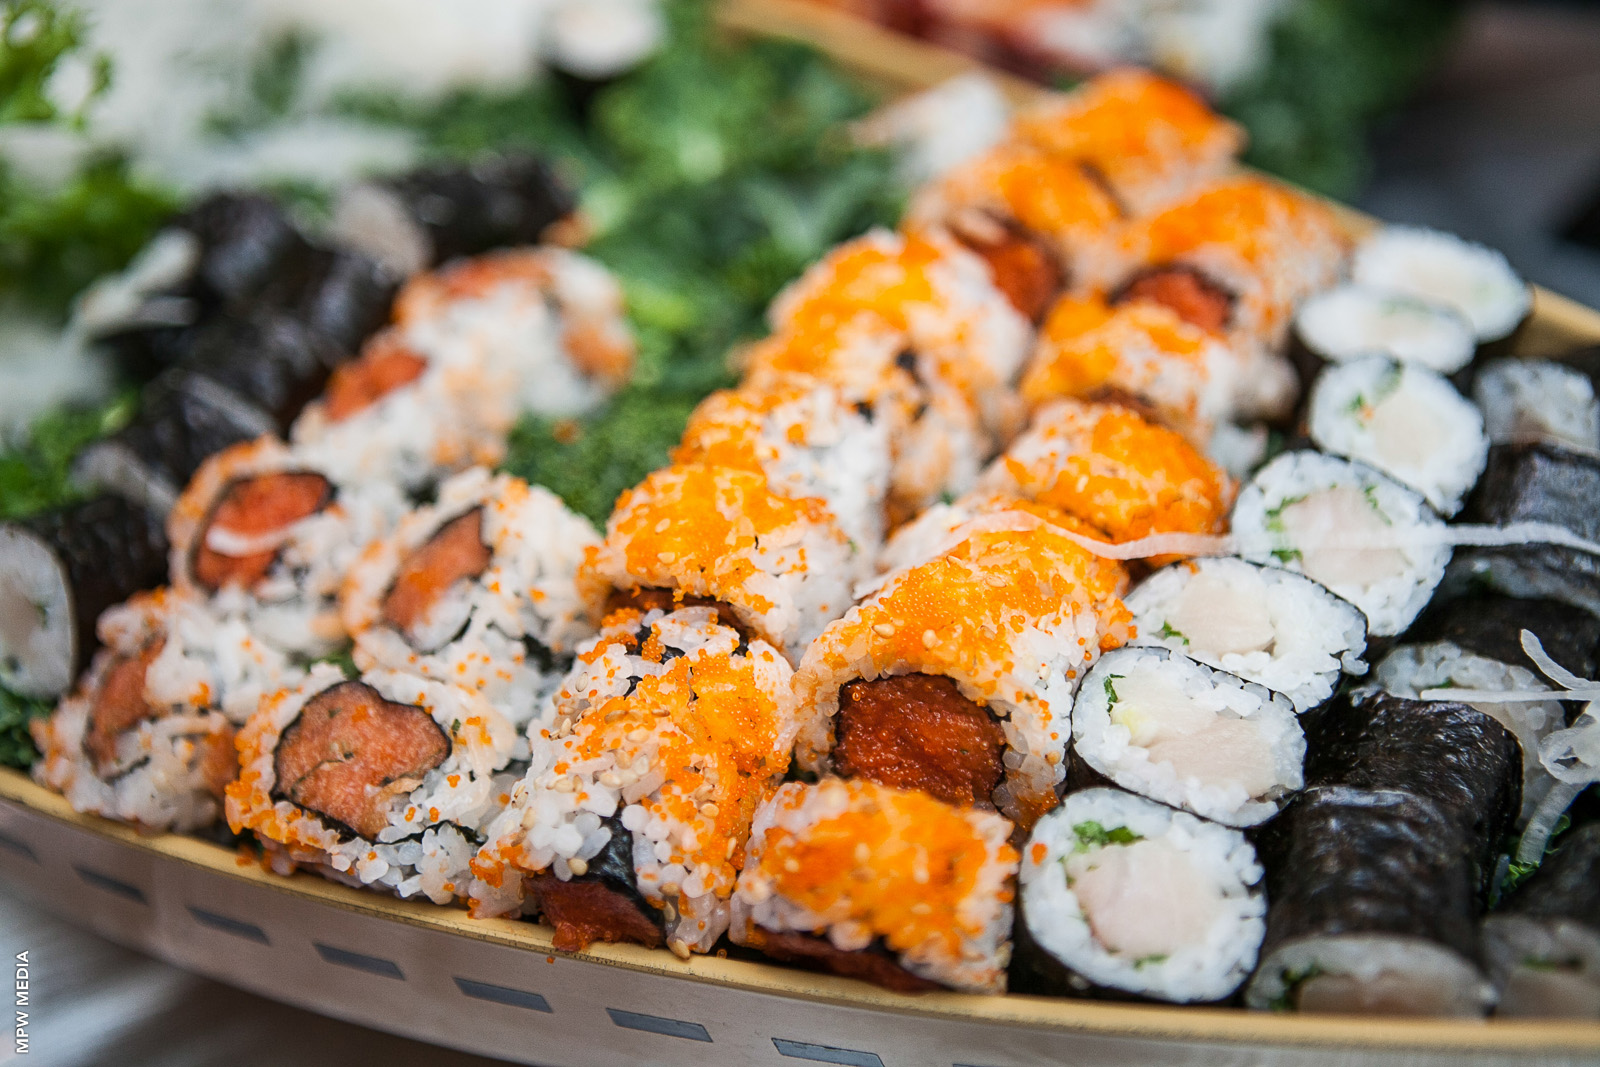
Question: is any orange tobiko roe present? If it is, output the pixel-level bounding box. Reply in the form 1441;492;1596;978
1131;176;1343;274
1020;295;1212;407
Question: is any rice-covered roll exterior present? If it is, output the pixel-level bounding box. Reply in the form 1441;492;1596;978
1127;558;1367;714
732;777;1018;994
226;663;518;905
1245;785;1494;1016
1352;226;1531;347
1292;284;1476;376
1306;356;1488;516
1011;69;1244;216
796;509;1133;830
586;463;860;662
1474;358;1599;453
340;468;605;730
31;587;301;832
979;398;1235;553
168;437;405;658
673;375;893;553
1014;787;1265;1003
470;608;797;957
1485;821;1600;1018
1073;647;1304;827
1231;451;1448;636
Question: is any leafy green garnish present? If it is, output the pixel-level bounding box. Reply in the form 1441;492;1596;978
1157;621;1187;645
0;684;49;769
1361;483;1392;524
0;390;135;519
1268;963;1325;1012
1071;820;1140;852
1499;814;1572;901
1;0;108;126
1102;674;1123;703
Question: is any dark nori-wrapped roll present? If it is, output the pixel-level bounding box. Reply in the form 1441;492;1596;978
1305;691;1522;903
291;249;399;353
1244;786;1494;1015
175;193;316;312
1405;594;1600;682
181;312;348;429
523;814;665;952
1452;441;1600;618
0;496;169;699
1485;821;1600;1017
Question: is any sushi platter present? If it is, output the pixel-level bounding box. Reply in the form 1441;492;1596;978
6;0;1600;1063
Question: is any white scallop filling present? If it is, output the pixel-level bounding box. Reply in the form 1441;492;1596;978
1066;838;1225;960
1294;284;1476;374
1275;486;1410;589
1475;359;1600;453
1106;671;1279;799
1352;226;1530;343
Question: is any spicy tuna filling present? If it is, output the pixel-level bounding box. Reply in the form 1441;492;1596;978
1114;266;1234;334
82;640;165;776
273;680;451;840
382;508;492;649
195;472;333;591
951;218;1063;324
834;673;1007;809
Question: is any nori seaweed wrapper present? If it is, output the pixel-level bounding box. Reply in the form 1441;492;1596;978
527;813;665;943
292;249;397;353
174;193;315;312
378;155;577;266
1454;441;1600;618
1404;593;1600;682
180;311;347;430
1500;822;1600;929
1305;690;1521;904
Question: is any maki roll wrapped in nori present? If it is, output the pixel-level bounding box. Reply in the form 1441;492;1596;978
1485;820;1600;1017
0;495;169;699
1474;358;1600;453
1291;284;1477;379
290;247;398;354
1352;226;1532;353
1244;785;1494;1015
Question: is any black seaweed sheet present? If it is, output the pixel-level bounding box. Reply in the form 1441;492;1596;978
175;193;316;312
372;155;577;267
180;311;348;430
1404;593;1600;683
1500;822;1600;930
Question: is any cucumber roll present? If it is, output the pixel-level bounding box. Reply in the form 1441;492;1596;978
471;607;797;956
1232;451;1449;636
1014;787;1265;1002
341;467;604;730
228;663;520;904
1073;648;1304;827
1291;284;1477;377
1246;786;1493;1015
1126;557;1367;714
1486;821;1600;1017
1352;226;1532;350
1474;358;1600;453
1306;356;1488;516
0;495;169;699
732;777;1018;994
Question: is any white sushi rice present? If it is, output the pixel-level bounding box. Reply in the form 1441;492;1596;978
1293;284;1476;374
1073;647;1304;827
1484;914;1600;1018
1020;788;1265;1002
1352;225;1531;344
1307;356;1488;515
1475;359;1600;454
1126;557;1367;713
1232;451;1450;636
1247;933;1496;1015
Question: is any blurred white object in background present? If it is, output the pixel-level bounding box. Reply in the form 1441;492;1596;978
546;0;668;80
855;73;1012;186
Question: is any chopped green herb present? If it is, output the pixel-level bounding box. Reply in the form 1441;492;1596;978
1133;954;1169;969
1070;820;1141;852
0;684;49;769
1271;547;1303;565
0;390;136;520
1361;483;1392;524
1157;621;1188;645
1102;674;1123;703
1499;813;1572;900
451;719;462;736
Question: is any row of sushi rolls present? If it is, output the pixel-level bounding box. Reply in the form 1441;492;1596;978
8;68;1600;1019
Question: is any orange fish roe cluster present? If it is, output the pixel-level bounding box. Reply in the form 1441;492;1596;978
734;778;1018;993
1128;176;1347;281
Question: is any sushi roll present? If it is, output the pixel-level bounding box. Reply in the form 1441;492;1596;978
1352;226;1532;351
1231;451;1449;636
177;312;349;432
340;467;605;730
731;777;1018;994
289;247;399;355
1485;820;1600;1017
1125;557;1368;714
585;463;860;662
227;663;520;904
168;437;405;658
1291;284;1476;377
1305;356;1488;516
1474;358;1600;453
174;192;318;313
1014;787;1265;1003
470;607;797;956
1072;648;1305;827
1453;441;1600;617
30;587;301;832
0;495;169;700
1244;785;1495;1016
1010;69;1244;216
673;375;894;553
795;502;1133;829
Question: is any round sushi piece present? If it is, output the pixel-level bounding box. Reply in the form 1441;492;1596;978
731;777;1018;994
227;663;519;905
340;467;605;730
795;504;1133;830
979;398;1235;552
1011;69;1245;216
1126;557;1367;714
1073;647;1304;827
1246;785;1494;1016
1485;821;1600;1018
585;463;861;662
1474;358;1600;453
31;587;301;832
168;437;406;658
1292;284;1476;375
1352;226;1532;346
470;607;797;956
1306;356;1488;516
1014;787;1265;1003
1231;451;1449;636
673;374;893;553
0;495;168;700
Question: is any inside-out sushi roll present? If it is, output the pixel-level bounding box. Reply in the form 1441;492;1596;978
732;777;1018;994
1072;647;1304;827
1474;358;1600;453
227;663;519;904
1485;821;1600;1018
340;467;604;730
1126;557;1367;713
1352;226;1532;348
470;607;797;957
1014;787;1265;1003
1292;284;1477;376
1231;451;1449;636
1306;356;1488;515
